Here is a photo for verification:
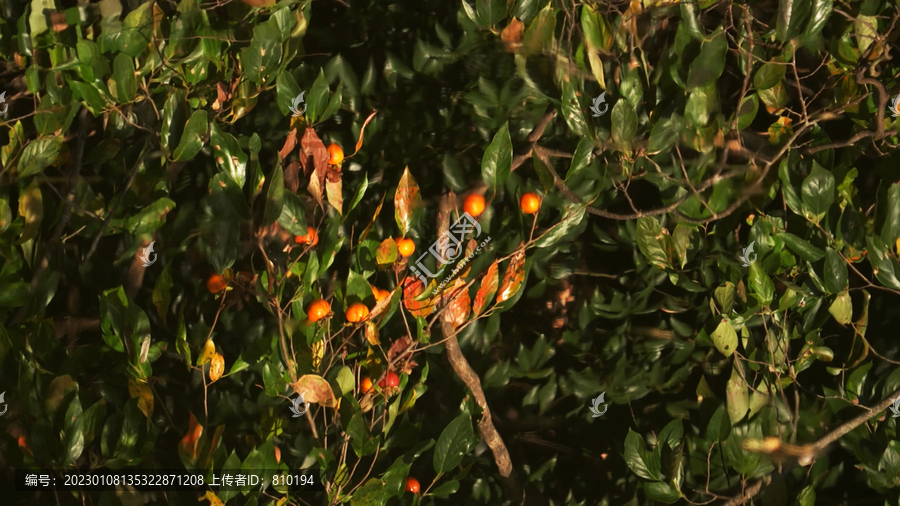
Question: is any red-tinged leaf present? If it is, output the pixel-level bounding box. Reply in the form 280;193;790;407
299;127;328;178
279;129;298;160
501;18;525;53
290;374;338;407
376;238;399;266
497;248;526;303
444;280;471;329
473;260;499;315
284;160;300;194
360;194;385;243
403;276;436;317
457;239;478;280
394;167;424;236
352;110;378;156
326;178;342;215
179;412;204;463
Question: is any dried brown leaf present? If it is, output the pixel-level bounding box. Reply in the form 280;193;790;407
284;160;300;193
279;129;298;160
473;260;499;315
352;110;378;156
501;18;525;53
387;335;414;364
497;246;526;303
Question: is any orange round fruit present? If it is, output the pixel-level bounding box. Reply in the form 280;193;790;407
361;376;373;393
294;226;319;246
405;477;420;493
327;144;344;166
207;273;227;293
373;287;390;302
346;302;370;323
307;299;331;322
397;238;415;257
520;192;541;214
378;370;400;388
463;194;486;217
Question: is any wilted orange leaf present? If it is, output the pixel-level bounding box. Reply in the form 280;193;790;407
326;178;343;215
179;412;204;463
197;339;216;366
290;374;338;407
128;379;154;418
352;110;378;156
497;247;526;303
501;18;524;53
473;260;499;315
394;167;424;236
376;238;398;266
444;280;471;329
367;287;394;321
300;127;328;177
209;353;225;382
278;129;298;160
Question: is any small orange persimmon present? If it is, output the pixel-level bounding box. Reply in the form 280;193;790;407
520;192;541;214
372;287;390;302
207;273;227;293
397;238;415;257
327;144;344;166
463;194;486;217
405;477;420;493
361;376;373;393
307;299;331;322
346;302;370;323
294;226;319;246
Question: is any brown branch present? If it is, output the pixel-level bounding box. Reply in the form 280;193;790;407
436;194;524;505
510;108;558;172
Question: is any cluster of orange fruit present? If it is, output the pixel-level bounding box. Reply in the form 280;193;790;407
461;192;541;217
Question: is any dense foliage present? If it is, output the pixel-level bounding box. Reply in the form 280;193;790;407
4;0;900;505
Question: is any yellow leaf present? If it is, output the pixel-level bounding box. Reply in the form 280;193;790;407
197;339;216;366
311;339;325;370
127;379;154;418
365;322;379;346
895;238;900;257
209;353;225;382
290;374;338;407
276;496;289;506
200;491;224;506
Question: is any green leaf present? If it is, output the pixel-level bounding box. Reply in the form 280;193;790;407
204;174;246;274
481;122;513;189
624;429;657;480
828;290;852;325
777;0;813;42
753;59;787;91
711;319;738;357
176;307;191;368
644;481;682;503
18;136;63;178
804;0;832;38
263;166;284;226
779;232;825;261
346;412;379;457
348;173;368;215
534;205;586;249
113;53;137;103
346;269;372;303
433;413;477;473
635;217;669;269
779;157;804;216
350;478;387;506
241;19;283;86
429;479;461;497
173;110;208;162
647;114;682;155
61;395;85;466
209;122;248;188
706;404;732;441
118;1;154;57
611;100;638;150
800;162;835;222
866;236;900;290
687;30;727;89
16;178;43;245
152;265;173;324
566;137;594;180
306;69;330;123
881;183;900;247
824;248;848;293
714;282;735;314
726;364;749;424
749;262;774;306
278;192;308;236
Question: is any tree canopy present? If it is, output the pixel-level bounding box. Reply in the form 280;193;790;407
3;0;900;505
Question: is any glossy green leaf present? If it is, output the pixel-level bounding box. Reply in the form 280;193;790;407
173;110;208;162
17;136;63;178
209;122;248;188
687;30;727;89
434;413;476;473
481;122;513;189
241;19;283;86
112;53;137;103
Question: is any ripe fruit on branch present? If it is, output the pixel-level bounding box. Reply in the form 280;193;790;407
294;227;318;246
463;194;486;217
207;273;227;293
346;302;370;323
307;299;331;322
361;377;373;393
378;370;400;388
396;238;415;257
327;144;344;166
405;477;420;493
520;192;540;214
